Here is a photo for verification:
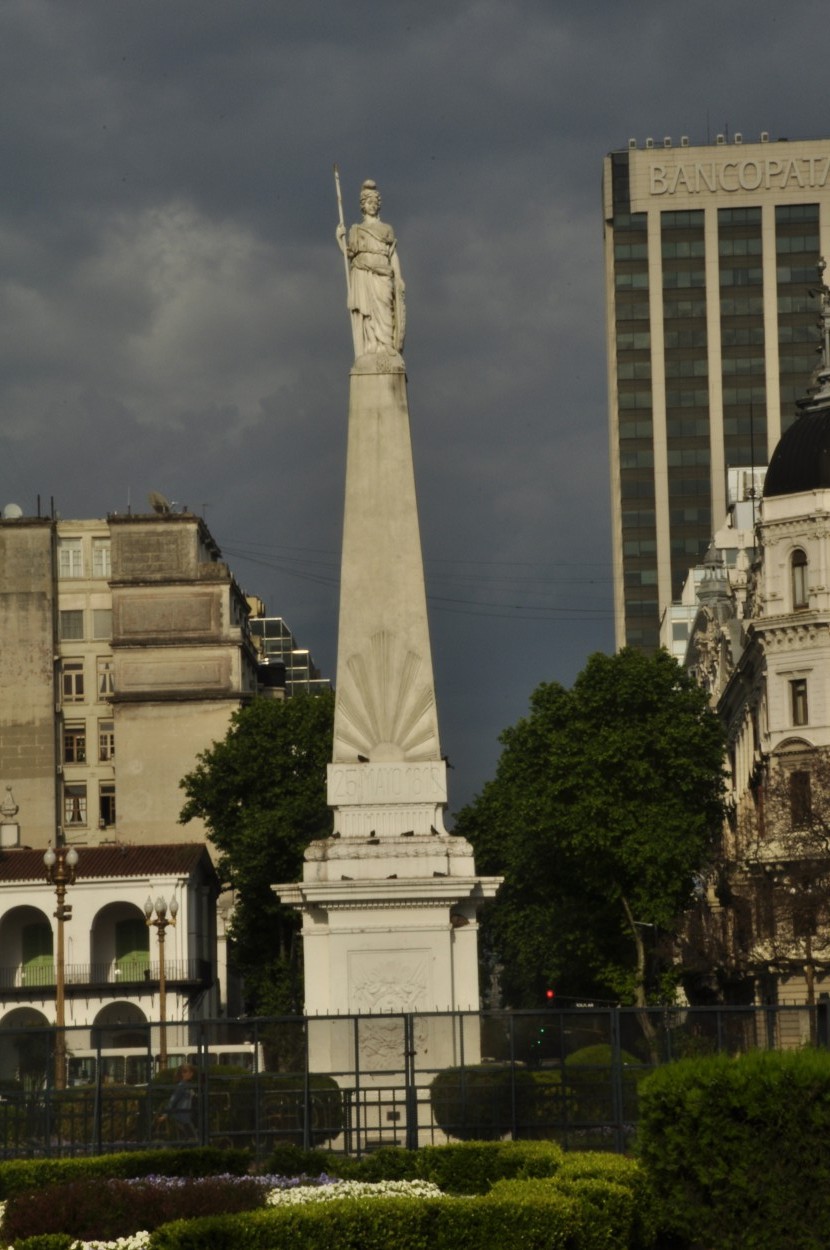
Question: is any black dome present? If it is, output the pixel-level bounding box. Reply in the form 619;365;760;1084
764;401;830;498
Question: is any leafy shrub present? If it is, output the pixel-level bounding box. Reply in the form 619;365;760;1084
429;1064;539;1140
555;1152;659;1248
3;1174;267;1242
564;1044;644;1121
415;1139;564;1194
12;1237;75;1250
0;1146;250;1199
332;1145;420;1182
315;1139;564;1192
48;1083;149;1146
263;1143;346;1179
152;1065;344;1149
519;1068;574;1137
263;1139;565;1194
488;1177;638;1250
637;1048;830;1250
150;1190;587;1250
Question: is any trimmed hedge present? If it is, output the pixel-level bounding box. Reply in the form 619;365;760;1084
3;1174;267;1243
414;1140;565;1194
150;1065;344;1149
555;1152;658;1250
150;1189;609;1250
564;1044;644;1122
637;1047;830;1250
263;1138;566;1193
429;1064;540;1140
12;1238;75;1250
0;1146;251;1199
2;1142;663;1250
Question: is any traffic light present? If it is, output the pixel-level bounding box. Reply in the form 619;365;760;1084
544;987;555;1003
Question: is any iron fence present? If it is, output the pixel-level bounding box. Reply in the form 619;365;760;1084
0;1002;827;1159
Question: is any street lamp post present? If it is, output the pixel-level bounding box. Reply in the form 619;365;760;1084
44;844;78;1090
144;895;178;1069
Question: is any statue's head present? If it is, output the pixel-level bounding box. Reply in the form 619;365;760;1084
360;179;381;216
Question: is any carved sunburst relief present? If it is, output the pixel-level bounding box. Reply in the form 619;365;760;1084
334;630;440;761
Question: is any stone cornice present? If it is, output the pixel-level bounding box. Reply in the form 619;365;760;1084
275;875;502;910
304;834;474;863
755;618;830;651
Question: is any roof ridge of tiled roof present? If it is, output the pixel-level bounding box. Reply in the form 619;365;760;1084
0;841;215;882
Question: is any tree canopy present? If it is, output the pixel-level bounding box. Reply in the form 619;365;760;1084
454;648;725;1008
179;692;334;1014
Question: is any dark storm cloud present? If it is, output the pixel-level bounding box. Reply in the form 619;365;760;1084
0;0;827;808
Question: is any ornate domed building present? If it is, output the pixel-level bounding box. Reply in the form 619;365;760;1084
683;263;830;1021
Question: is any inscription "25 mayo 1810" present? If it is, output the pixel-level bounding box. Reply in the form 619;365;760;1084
328;762;446;806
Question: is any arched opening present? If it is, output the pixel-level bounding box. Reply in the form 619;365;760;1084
91;901;150;982
86;1004;151;1085
0;1007;51;1088
92;1001;149;1049
0;906;54;989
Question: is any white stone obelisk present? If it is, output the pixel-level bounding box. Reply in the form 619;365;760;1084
277;180;500;1056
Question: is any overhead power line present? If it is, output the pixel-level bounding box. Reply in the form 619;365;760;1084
221;540;614;624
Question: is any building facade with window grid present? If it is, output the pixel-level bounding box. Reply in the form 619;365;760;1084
604;134;830;650
248;613;331;697
0;511;259;852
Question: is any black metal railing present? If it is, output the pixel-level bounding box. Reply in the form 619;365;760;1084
0;1002;826;1160
0;960;211;991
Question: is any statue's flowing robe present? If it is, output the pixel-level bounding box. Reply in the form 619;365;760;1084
347;219;405;354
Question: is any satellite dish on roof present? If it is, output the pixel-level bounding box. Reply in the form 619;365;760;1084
148;491;172;515
2;503;23;519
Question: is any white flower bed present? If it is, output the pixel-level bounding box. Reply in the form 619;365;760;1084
266;1178;445;1205
71;1236;152;1250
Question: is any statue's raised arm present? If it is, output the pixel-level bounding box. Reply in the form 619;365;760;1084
336;178;406;361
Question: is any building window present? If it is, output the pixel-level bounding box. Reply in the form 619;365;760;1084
92;539;111;578
791;549;808;610
59;610;84;641
99;782;116;828
789;770;812;829
58;539;83;579
64;783;87;826
61;660;85;703
63;723;86;764
758;877;776;940
99;719;115;761
92;609;112;640
97;658;114;698
791;679;809;726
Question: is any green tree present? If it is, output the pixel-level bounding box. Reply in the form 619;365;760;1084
179;692;334;1014
455;649;725;1011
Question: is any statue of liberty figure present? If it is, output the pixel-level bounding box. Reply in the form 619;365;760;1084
336;177;406;360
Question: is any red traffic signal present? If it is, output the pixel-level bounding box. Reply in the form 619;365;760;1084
544;988;555;1002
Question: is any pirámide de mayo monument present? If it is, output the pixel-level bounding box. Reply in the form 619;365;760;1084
276;177;500;1080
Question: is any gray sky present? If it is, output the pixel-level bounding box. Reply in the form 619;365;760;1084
1;1;827;812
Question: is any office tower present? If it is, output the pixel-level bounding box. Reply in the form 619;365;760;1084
603;133;830;649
